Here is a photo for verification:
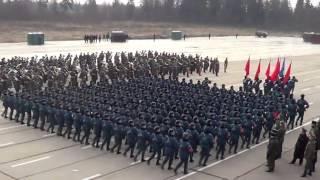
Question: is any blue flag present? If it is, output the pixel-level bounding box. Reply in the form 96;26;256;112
279;58;286;77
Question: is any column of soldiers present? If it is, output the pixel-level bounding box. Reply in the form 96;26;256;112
0;52;310;175
0;51;229;96
84;33;110;43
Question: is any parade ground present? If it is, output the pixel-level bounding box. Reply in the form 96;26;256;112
0;38;319;180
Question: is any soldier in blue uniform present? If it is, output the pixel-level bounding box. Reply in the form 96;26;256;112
161;128;179;170
216;124;229;159
174;132;193;175
39;101;47;131
19;97;27;124
46;104;56;133
241;116;253;149
187;123;199;162
63;107;74;139
111;119;125;154
25;97;32;126
147;126;164;165
124;120;138;157
100;117;114;151
81;112;93;145
252;113;263;144
56;105;66;136
287;99;297;130
229;121;241;154
199;127;214;166
134;123;150;162
91;114;102;147
31;100;41;128
14;95;22;123
72;109;83;142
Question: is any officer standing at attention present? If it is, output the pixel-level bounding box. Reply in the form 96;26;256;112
266;126;280;172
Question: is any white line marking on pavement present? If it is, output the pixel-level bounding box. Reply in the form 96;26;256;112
130;161;141;165
0;142;15;147
0;124;25;131
81;145;92;150
301;88;311;92
42;133;56;137
11;156;51;168
72;169;79;172
82;173;102;180
175;120;314;180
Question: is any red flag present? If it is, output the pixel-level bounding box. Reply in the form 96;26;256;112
270;58;280;81
283;63;291;84
265;60;271;79
254;60;261;80
245;58;250;76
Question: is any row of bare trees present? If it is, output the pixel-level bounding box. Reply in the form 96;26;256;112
0;0;319;31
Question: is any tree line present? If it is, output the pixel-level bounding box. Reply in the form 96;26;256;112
0;0;320;31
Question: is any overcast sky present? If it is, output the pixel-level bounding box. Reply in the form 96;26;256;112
70;0;320;7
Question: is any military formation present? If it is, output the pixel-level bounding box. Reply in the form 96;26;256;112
0;51;315;175
84;33;110;43
0;51;226;96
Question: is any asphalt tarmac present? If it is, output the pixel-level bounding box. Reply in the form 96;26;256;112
1;36;320;61
0;43;319;180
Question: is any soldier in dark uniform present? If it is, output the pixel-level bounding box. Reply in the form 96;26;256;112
174;132;193;175
32;100;40;128
161;128;178;170
229;122;240;154
287;99;297;130
187;123;199;162
73;109;83;142
25;97;32;126
147;126;164;165
290;128;309;165
252;113;263;144
216;124;228;160
296;94;309;126
266;127;280;172
110;119;125;154
124;120;138;158
100;117;114;151
241;117;253;149
224;58;228;73
56;105;66;136
92;115;102;148
134;123;150;162
14;95;22;123
199;128;214;166
63;107;74;139
80;112;93;145
46;104;57;133
39;101;47;131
